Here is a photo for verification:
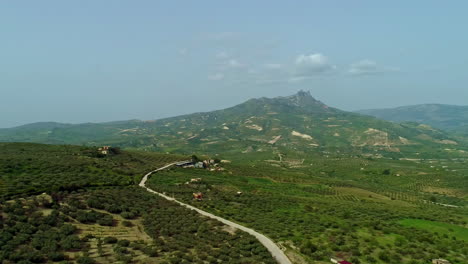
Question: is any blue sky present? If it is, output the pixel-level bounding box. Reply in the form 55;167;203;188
1;1;468;128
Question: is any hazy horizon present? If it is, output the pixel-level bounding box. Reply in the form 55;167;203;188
2;1;468;128
3;90;468;129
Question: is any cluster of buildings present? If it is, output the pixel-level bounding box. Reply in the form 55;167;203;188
98;146;111;155
175;159;224;171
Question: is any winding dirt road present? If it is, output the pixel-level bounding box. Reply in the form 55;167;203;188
139;161;292;264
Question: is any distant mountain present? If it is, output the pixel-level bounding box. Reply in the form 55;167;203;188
357;104;468;130
1;91;466;159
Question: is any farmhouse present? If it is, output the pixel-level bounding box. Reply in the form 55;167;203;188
98;146;111;155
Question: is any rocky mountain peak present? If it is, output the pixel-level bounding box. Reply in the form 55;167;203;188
281;90;330;111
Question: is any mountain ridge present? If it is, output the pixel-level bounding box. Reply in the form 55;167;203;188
357;103;468;134
0;91;466;159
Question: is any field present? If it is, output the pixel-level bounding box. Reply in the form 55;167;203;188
0;142;184;199
0;187;276;264
0;143;275;264
147;156;468;264
1;142;467;263
399;219;468;241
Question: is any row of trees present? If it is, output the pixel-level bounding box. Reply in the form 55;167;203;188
80;187;276;263
148;167;468;264
0;200;83;263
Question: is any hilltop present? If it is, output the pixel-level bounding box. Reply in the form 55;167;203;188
0;91;466;159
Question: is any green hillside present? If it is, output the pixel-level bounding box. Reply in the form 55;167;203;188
1;91;466;160
1;138;467;263
0;142;184;199
0;143;275;264
146;156;468;263
357;104;468;133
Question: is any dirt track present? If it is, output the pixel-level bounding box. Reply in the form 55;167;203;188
139;161;292;264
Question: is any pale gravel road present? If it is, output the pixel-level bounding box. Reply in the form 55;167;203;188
139;161;292;264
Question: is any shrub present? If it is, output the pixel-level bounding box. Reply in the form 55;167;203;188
76;256;95;264
122;220;133;227
117;239;130;247
104;236;118;244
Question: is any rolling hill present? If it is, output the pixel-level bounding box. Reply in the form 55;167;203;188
357;104;468;134
1;91;466;159
0;143;275;264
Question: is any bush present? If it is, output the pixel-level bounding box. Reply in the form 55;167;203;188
121;211;137;219
143;246;159;257
104;236;118;244
48;252;66;261
117;239;130;247
97;215;114;226
122;220;133;227
76;256;96;264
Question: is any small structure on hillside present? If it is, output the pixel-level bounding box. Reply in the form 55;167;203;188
176;158;222;170
194;162;205;169
98;146;111;155
193;192;203;201
185;178;203;185
432;259;451;264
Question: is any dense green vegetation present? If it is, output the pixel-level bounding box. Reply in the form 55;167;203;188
1;92;466;161
1;187;274;263
1;196;83;263
0;143;275;263
147;158;468;264
1;90;468;264
399;219;468;241
0;142;183;199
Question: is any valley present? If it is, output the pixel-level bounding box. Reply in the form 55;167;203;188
1;92;467;264
145;155;467;264
3;2;468;264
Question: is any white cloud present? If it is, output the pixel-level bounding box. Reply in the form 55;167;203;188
349;59;399;75
293;53;336;78
208;73;224;81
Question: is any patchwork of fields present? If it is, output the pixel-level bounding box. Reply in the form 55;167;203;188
147;157;468;264
1;143;467;263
